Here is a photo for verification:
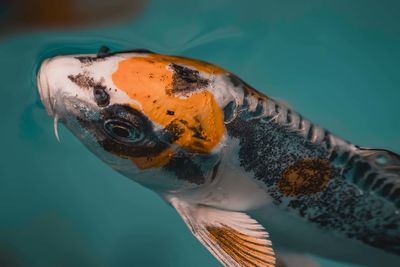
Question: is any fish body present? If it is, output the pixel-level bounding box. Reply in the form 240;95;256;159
37;48;400;266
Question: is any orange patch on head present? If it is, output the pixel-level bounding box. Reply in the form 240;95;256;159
131;149;174;170
279;158;332;196
112;54;225;158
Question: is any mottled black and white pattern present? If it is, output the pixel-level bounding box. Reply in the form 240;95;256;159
225;79;400;255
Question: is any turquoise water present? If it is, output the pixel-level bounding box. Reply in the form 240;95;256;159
1;0;399;266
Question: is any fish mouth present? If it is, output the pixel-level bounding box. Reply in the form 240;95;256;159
37;58;62;142
37;58;56;117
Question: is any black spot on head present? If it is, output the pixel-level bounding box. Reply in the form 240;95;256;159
160;119;185;143
68;73;96;89
166;110;174;115
163;152;205;185
168;63;209;96
93;86;110;107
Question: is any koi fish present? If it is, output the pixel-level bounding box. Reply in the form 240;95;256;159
37;47;400;267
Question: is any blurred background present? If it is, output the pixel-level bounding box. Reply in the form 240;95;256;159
0;0;399;266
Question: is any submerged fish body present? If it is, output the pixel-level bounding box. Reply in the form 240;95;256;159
37;47;400;267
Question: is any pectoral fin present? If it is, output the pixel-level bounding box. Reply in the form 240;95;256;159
170;198;276;267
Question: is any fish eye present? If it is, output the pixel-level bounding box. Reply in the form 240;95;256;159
104;119;144;143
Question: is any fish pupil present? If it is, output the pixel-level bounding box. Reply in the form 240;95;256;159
104;119;144;143
112;125;130;138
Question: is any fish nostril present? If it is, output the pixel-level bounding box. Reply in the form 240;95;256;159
93;86;110;107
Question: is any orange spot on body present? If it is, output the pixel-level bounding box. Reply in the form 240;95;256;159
112;54;225;168
279;158;332;196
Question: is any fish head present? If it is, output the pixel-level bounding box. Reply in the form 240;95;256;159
36;51;235;193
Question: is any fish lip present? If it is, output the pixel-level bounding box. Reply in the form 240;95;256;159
37;58;56;117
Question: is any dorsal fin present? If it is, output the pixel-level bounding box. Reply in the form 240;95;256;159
348;147;400;207
358;147;400;171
